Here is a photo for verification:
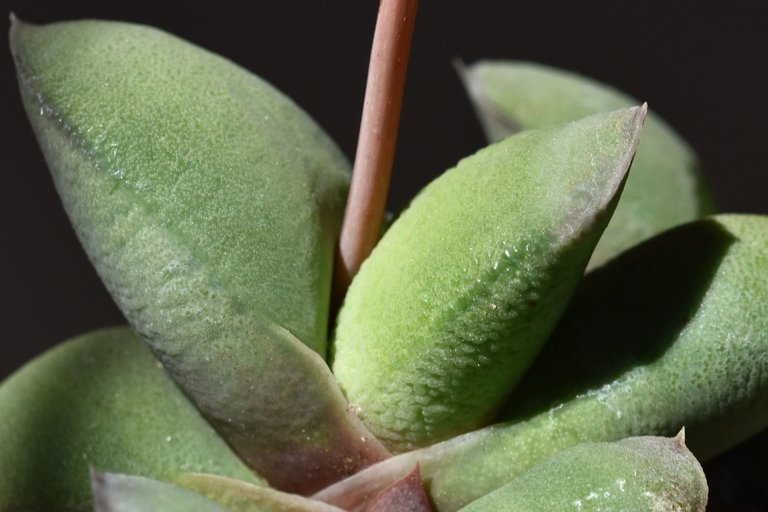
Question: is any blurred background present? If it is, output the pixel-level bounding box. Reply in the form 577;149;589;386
1;1;766;378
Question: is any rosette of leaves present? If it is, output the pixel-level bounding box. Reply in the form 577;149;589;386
3;14;767;512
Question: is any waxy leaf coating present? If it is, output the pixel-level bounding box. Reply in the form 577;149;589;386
458;434;708;512
461;60;715;268
316;214;768;512
0;327;258;512
332;107;645;451
11;19;388;493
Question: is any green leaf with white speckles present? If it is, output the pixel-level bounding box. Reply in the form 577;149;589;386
460;60;715;269
316;214;768;512
331;107;645;452
10;18;388;494
458;433;708;512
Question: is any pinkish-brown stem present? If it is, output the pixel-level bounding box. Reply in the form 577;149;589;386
334;0;419;301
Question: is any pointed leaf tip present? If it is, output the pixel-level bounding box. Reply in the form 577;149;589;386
8;12;22;46
333;107;650;451
459;61;712;268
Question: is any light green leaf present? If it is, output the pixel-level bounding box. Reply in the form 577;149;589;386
316;214;768;512
332;107;645;452
11;19;388;493
458;433;708;512
460;60;715;268
0;327;259;512
92;472;231;512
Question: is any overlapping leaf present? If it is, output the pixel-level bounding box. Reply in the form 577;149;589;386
0;328;258;511
460;60;715;268
176;474;347;512
332;107;645;451
458;433;708;511
317;214;768;511
92;473;230;512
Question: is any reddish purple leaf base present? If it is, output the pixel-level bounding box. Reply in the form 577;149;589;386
363;463;433;512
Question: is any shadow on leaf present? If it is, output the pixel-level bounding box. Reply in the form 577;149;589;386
499;218;735;421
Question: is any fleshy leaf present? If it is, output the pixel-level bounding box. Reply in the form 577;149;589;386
10;18;346;359
0;327;259;512
332;107;645;451
317;214;768;511
363;464;432;512
458;432;708;512
460;60;715;268
10;18;388;493
92;473;230;512
177;473;346;512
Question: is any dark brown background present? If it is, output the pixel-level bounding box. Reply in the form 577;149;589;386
2;1;766;376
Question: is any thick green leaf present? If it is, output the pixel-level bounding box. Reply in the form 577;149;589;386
332;107;645;452
317;214;768;512
177;474;346;512
460;60;715;268
92;473;230;512
0;327;258;512
11;17;347;357
458;433;708;512
11;19;388;493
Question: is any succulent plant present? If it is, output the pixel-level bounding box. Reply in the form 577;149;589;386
3;3;767;511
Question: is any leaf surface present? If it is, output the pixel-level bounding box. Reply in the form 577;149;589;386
92;473;230;512
318;214;768;511
458;433;708;512
10;18;387;493
0;327;258;512
332;107;645;451
363;464;432;512
460;60;715;268
177;473;347;512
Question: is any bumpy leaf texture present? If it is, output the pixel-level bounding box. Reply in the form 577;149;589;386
10;18;388;494
317;214;768;512
332;107;645;451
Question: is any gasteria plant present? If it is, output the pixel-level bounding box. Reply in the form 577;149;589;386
3;2;767;512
